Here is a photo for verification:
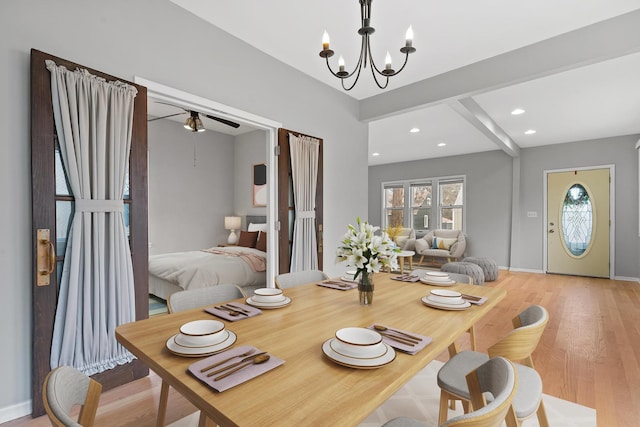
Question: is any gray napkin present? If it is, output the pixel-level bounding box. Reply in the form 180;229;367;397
367;325;432;355
188;345;284;392
205;303;262;321
317;280;358;290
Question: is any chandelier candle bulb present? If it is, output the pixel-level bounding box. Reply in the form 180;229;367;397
338;55;345;72
322;31;330;50
405;26;414;47
385;51;392;69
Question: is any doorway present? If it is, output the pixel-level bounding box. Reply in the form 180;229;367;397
135;77;282;285
544;166;613;278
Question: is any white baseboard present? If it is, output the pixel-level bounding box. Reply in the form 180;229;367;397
614;275;640;282
508;267;545;274
0;399;31;424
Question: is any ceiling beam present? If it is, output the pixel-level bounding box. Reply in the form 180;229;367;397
360;9;640;122
449;98;520;158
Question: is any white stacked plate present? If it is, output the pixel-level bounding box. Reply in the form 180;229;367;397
166;319;236;357
421;289;470;310
246;287;291;309
322;327;396;369
340;270;358;282
419;271;456;286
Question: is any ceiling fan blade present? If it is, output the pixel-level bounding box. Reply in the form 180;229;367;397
148;112;186;122
204;114;241;129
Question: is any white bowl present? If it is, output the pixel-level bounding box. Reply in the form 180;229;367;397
429;289;463;304
177;320;226;347
334;327;385;358
253;287;285;303
174;330;229;348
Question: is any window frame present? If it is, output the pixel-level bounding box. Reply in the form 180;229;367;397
381;175;466;234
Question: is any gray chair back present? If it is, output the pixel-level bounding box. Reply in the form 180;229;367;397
274;269;329;289
168;284;245;313
44;366;102;427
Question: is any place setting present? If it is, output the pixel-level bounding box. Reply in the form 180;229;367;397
165;319;237;357
339;269;359;283
205;301;262;321
421;289;471;311
366;324;431;355
322;327;396;369
245;287;291;309
188;345;285;392
317;277;358;290
418;270;457;286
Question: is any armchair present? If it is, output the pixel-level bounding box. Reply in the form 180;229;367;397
414;229;465;266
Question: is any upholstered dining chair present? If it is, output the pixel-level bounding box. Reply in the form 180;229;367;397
167;284;246;313
43;366;102;427
411;269;477;351
383;356;518;427
274;269;329;289
161;283;246;426
437;305;550;427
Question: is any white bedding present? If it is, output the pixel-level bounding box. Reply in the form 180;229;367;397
148;246;266;296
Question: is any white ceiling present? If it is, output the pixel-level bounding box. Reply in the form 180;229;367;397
158;0;640;165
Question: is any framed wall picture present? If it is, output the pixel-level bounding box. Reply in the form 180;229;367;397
253;163;267;207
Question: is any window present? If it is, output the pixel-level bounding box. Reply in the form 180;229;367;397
438;179;464;230
382;176;465;232
384;184;404;227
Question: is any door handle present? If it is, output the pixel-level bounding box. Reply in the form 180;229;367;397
37;229;55;286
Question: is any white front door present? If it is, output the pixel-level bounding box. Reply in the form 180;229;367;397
546;168;610;278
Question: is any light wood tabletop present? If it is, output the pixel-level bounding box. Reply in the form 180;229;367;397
116;273;506;426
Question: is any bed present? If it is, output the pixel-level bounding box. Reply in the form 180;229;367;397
148;215;267;299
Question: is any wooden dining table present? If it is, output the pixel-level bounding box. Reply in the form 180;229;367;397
116;273;506;427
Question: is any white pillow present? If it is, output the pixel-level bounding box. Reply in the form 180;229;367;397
248;222;268;232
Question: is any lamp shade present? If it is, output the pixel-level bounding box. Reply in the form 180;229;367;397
224;216;241;230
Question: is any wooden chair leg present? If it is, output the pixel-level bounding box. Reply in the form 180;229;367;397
438;389;451;425
505;405;519;427
156;380;170;427
461;400;471;413
536;399;550;427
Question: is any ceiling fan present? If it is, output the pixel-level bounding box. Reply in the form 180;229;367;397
148;101;240;131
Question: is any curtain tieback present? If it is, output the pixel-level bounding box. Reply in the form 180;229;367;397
75;199;124;212
296;210;315;219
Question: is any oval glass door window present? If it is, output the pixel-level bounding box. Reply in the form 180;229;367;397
561;184;593;256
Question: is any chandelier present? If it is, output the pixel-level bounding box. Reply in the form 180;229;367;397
319;0;415;91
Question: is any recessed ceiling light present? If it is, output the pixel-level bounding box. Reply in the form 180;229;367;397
524;129;536;135
410;127;420;133
437;142;446;147
511;108;525;115
372;152;380;156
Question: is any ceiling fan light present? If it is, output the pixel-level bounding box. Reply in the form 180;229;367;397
195;116;205;132
184;116;195;131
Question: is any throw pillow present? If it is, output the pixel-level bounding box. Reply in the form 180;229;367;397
432;237;439;249
255;231;267;252
238;231;259;248
436;237;457;251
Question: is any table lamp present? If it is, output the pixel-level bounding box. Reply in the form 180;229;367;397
224;216;242;245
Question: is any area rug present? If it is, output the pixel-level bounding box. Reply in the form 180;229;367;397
149;295;168;317
167;360;596;426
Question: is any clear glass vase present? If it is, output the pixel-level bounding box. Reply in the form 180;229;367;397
358;271;375;305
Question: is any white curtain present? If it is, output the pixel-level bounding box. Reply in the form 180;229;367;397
289;133;320;271
46;60;138;375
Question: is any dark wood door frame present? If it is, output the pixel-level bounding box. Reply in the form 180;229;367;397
30;49;149;417
277;128;323;273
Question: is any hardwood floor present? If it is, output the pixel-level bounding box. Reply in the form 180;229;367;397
4;271;639;426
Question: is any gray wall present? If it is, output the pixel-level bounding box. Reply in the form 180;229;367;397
369;150;514;267
369;135;639;278
148;120;236;254
234;130;268;225
0;0;366;418
515;135;638;277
